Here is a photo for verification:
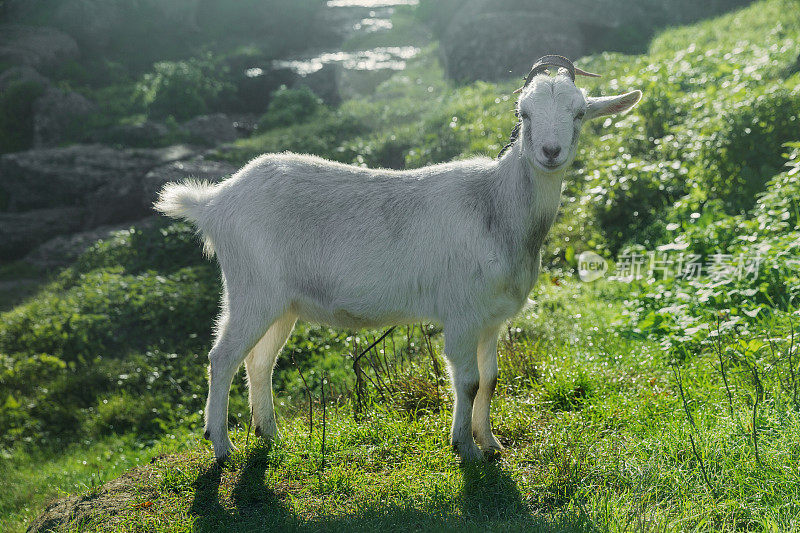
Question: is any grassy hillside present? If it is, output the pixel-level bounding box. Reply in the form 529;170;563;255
3;0;800;530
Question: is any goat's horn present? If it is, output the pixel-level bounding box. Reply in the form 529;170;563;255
514;55;601;93
524;55;575;83
575;66;601;78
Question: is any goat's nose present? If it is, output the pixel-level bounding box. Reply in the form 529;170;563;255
542;145;561;160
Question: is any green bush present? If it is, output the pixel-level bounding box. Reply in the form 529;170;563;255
591;159;686;252
0;266;219;361
689;87;800;214
258;86;324;130
72;222;207;276
135;55;233;120
0;80;45;153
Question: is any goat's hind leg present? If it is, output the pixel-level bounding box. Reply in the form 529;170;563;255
244;312;297;441
204;299;281;463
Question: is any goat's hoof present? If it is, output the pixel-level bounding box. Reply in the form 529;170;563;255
215;451;231;466
484;448;503;462
203;430;211;441
474;431;505;452
213;441;236;465
453;442;483;463
254;420;278;441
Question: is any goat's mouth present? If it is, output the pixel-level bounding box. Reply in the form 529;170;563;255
532;157;566;172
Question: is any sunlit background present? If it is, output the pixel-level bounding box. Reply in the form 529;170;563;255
2;1;800;531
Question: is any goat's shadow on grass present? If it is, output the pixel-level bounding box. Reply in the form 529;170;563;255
189;445;593;532
190;441;299;532
458;460;530;521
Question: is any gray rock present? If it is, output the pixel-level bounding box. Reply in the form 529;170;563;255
142;157;237;208
293;64;340;106
98;121;170;149
0;65;51;92
181;114;240;146
436;0;752;82
24;217;159;270
0;207;84;260
51;1;125;52
32;87;98;148
0;144;195;214
0;144;198;259
0;24;79;71
441;12;584;83
51;0;201;53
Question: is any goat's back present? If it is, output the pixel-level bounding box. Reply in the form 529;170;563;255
169;152;514;326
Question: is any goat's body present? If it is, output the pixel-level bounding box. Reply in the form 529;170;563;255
155;69;640;463
179;152;560;331
158;148;563;462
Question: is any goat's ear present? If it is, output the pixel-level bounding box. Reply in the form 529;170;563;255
585;90;641;121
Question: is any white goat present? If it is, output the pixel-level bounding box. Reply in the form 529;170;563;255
155;56;641;463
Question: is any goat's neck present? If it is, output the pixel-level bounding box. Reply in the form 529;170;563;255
497;143;565;257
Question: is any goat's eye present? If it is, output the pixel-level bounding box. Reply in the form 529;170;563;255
520;112;530;120
574;110;585;120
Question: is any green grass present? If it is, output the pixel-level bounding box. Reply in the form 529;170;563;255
16;279;800;532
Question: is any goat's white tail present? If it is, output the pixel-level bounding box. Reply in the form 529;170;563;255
154;180;216;222
153;180;218;255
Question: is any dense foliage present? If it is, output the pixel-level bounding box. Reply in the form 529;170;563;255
135;56;234;121
0;80;45;153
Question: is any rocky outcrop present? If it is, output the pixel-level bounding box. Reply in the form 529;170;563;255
0;144;241;262
0;24;79;71
182;114;240;146
100;121;171;148
0;65;51;92
442;13;583;83
32;87;98;148
0;144;200;260
24;217;159;270
436;0;753;82
0;207;84;260
0;144;194;213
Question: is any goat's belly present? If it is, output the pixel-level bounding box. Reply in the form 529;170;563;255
287;265;434;328
296;302;423;329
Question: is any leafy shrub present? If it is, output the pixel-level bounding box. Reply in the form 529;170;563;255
0;353;66;445
618;146;800;360
0;80;45;153
0;266;219;361
136;55;233;120
258;86;324;130
691;87;800;214
590;158;686;252
72;222;207;276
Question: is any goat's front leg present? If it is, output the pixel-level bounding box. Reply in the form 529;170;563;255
443;327;482;462
472;328;503;453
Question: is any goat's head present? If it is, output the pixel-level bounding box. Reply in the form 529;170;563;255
511;55;641;173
